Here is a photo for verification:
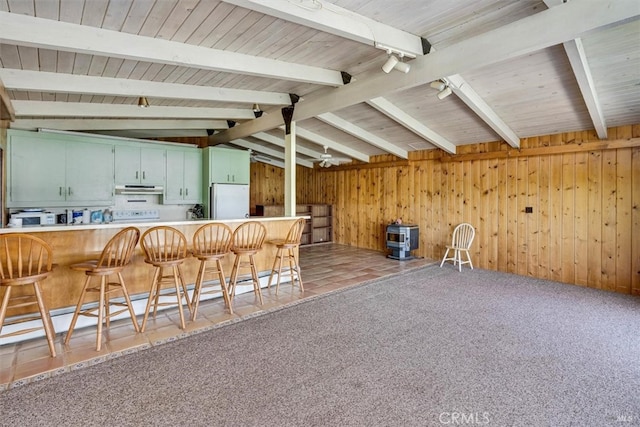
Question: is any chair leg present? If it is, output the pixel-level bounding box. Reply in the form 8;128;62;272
95;276;107;351
117;272;140;332
274;249;285;294
171;266;187;330
465;250;474;270
141;267;161;332
0;286;13;338
249;254;263;305
191;260;206;321
229;255;241;298
65;275;92;346
267;248;282;289
290;249;304;293
32;282;57;357
217;260;233;315
440;248;450;267
177;265;192;314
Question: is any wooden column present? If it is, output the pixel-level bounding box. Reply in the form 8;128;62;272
282;106;296;217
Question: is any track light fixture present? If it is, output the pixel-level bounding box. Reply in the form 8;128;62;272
137;96;150;108
430;80;452;100
252;103;260;112
382;52;410;74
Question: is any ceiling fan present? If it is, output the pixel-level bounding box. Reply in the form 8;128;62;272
314;146;350;168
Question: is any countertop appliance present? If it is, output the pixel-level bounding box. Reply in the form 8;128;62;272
11;210;56;226
210;183;249;220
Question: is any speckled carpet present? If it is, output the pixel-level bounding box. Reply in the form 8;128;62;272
1;265;639;426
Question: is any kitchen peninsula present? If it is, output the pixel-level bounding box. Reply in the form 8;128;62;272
0;216;302;340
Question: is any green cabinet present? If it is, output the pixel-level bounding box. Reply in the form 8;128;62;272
114;145;165;185
205;147;250;184
7;130;114;208
165;148;202;204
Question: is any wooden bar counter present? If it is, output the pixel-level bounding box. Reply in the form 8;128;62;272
0;217;302;317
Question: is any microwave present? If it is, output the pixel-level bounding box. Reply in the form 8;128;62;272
11;211;56;226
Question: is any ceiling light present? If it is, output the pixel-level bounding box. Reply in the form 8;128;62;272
137;96;150;108
430;80;446;91
252;103;260;112
382;54;410;74
437;86;453;100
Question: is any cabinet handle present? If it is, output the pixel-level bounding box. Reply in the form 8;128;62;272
143;171;146;180
232;175;235;182
185;188;189;196
227;174;230;181
179;188;182;196
59;187;62;196
136;171;139;180
68;187;72;196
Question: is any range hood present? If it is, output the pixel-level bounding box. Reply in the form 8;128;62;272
115;184;164;195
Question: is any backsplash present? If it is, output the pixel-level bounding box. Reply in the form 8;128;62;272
8;194;194;223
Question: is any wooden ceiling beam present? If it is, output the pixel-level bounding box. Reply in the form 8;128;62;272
11;118;228;131
0;69;292;106
222;0;425;57
367;97;456;154
214;0;639;143
0;77;16;122
12;101;256;120
0;11;344;87
316;112;409;159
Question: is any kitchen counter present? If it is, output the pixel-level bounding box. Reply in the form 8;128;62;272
0;216;306;234
0;216;306;338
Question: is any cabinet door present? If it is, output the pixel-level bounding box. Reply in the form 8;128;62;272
210;148;249;184
228;150;250;184
140;147;166;184
164;150;185;203
8;135;66;206
182;150;202;203
65;141;115;204
114;145;141;184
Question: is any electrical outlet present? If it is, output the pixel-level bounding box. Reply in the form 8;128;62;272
525;207;533;213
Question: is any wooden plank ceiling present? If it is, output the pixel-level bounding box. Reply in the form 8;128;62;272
0;0;638;168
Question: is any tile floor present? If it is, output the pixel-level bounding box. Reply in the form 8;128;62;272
0;243;434;391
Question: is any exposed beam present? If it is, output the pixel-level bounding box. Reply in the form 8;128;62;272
11;119;228;131
367;97;457;154
214;0;639;143
87;129;209;138
316;112;408;158
0;11;344;87
0;77;16;121
445;74;521;148
252;132;324;158
231;138;314;168
0;69;292;106
282;126;367;162
543;0;607;139
562;38;608;139
222;0;425;57
12;101;256;120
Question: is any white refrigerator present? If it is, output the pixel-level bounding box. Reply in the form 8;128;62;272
210;183;250;219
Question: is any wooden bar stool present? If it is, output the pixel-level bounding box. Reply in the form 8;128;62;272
267;218;305;295
191;223;234;320
229;221;267;305
64;227;141;351
140;226;192;331
0;233;57;357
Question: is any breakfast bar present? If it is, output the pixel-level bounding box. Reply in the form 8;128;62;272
0;216;302;343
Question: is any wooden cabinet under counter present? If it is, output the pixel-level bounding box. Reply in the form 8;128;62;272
0;217;300;322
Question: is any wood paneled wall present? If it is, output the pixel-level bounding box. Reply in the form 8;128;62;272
251;125;640;295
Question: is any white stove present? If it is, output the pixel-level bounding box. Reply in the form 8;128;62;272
111;209;160;222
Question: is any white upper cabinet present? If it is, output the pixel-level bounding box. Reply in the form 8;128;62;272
164;148;202;204
7;130;114;208
114;145;165;185
204;147;250;184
